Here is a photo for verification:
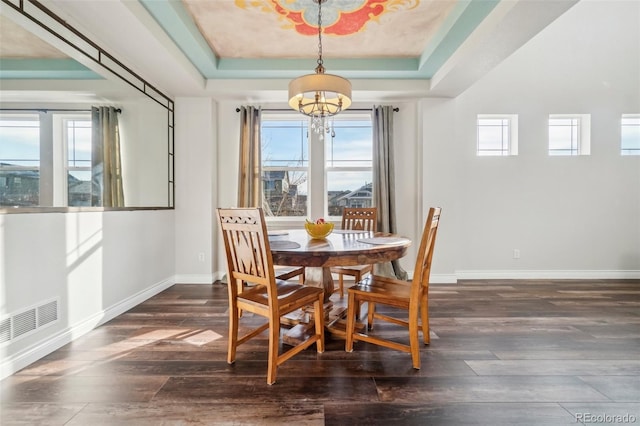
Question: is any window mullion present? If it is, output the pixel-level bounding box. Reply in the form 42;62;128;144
39;112;55;206
308;124;326;219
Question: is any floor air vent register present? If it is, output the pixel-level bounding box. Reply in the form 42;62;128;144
0;299;59;345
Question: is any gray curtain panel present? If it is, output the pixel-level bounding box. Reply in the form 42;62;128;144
237;106;262;208
372;105;408;280
91;106;124;207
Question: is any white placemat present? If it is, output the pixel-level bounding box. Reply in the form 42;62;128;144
269;240;301;249
333;229;371;234
357;237;410;246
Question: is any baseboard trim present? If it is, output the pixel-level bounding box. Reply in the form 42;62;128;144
428;274;458;284
174;273;217;284
454;270;640;280
0;276;175;380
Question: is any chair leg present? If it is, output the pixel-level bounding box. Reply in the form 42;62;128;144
267;317;280;385
409;317;421;370
367;302;376;330
227;306;239;364
314;296;325;353
420;293;430;345
345;292;357;352
338;274;344;298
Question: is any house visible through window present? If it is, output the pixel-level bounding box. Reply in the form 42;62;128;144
261;112;373;219
621;114;640;155
477;114;518;156
548;114;591;156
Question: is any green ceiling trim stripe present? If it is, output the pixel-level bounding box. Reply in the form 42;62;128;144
419;0;500;76
211;58;423;79
418;0;474;69
217;58;420;72
139;0;219;76
0;59;101;79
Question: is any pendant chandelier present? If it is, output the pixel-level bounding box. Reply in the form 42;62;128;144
288;0;352;134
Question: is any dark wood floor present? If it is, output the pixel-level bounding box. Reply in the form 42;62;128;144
2;279;639;425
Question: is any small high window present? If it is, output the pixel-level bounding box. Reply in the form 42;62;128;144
621;114;640;155
477;115;518;156
548;114;590;156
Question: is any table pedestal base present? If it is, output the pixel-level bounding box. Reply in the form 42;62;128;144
302;266;334;303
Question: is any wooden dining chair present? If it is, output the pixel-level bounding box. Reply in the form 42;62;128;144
217;207;325;385
330;207;378;297
345;207;442;369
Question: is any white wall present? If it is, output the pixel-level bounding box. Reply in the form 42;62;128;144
199;0;640;281
423;0;640;279
173;97;218;284
1;210;175;379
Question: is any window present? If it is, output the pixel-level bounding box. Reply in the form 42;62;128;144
621;114;640;155
261;117;308;217
326;118;373;217
261;112;373;219
477;114;518;156
0;111;92;207
548;114;591;156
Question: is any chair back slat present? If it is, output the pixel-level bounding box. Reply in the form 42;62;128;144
342;207;377;231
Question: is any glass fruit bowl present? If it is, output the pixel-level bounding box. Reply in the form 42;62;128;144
304;221;334;239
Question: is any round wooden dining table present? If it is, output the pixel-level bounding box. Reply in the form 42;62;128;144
269;228;412;341
269;228;411;297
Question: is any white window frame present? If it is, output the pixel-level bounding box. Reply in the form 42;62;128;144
621;114;640;156
261;113;309;221
476;114;518;156
324;113;373;220
260;111;373;222
548;114;591;156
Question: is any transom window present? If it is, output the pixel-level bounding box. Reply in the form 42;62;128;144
261;112;373;219
621;114;640;155
476;114;518;156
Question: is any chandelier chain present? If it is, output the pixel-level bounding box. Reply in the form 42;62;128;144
287;0;351;126
316;0;324;70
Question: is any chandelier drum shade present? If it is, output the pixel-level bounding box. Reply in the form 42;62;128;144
288;73;352;116
288;0;352;122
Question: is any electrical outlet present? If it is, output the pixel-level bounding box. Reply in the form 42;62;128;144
198;252;205;262
513;249;520;259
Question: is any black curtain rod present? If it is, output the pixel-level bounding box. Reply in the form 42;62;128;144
0;108;122;113
235;107;399;113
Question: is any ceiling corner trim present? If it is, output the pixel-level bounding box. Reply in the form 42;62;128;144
139;0;219;75
0;58;100;79
418;0;500;76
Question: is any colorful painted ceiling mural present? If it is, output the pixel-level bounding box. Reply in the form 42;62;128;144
238;0;420;37
180;0;459;60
